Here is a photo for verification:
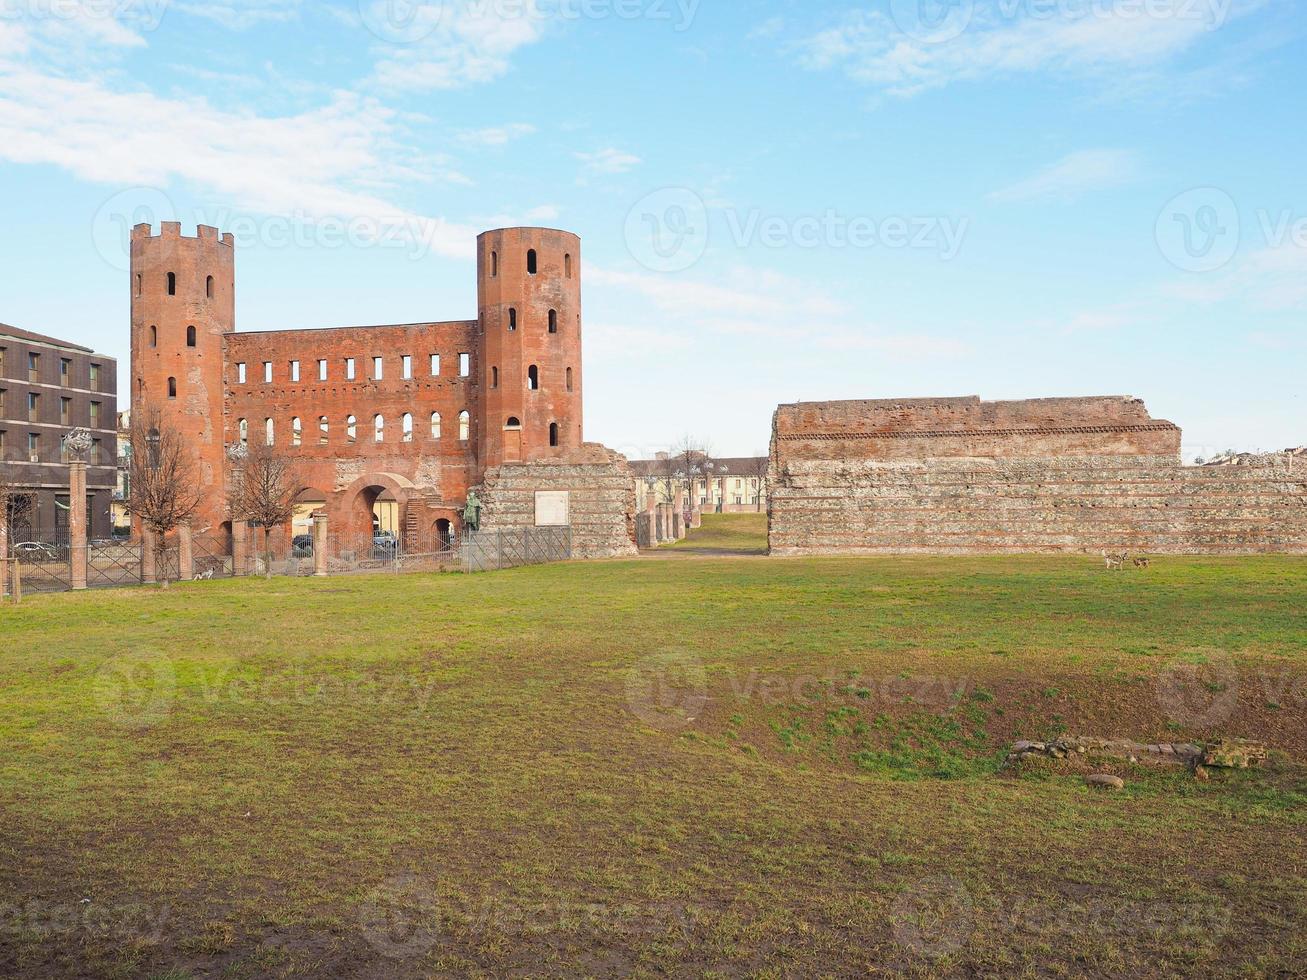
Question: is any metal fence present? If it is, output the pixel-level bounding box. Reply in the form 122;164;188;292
11;531;71;594
461;527;572;572
87;540;142;589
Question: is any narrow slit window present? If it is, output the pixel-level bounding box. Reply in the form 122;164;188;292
527;249;537;275
167;377;177;399
186;325;197;347
150;325;158;348
206;275;214;299
491;251;498;277
566;367;573;392
135;274;142;297
265;418;274;445
167;272;176;296
491;366;499;389
548;309;557;334
565;253;572;278
508;308;517;332
527;365;539;390
550;422;559;447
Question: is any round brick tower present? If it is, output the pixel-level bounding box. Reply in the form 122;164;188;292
476;227;583;472
129;222;235;532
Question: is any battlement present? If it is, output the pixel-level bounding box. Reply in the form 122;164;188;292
132;222;235;247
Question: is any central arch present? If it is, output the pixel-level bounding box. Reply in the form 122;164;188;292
336;472;418;554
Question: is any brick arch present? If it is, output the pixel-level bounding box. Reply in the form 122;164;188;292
335;472;419;544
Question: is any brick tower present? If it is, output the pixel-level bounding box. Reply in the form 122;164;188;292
476;228;583;471
129;222;234;533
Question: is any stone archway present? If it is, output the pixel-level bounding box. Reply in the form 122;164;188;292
335;473;419;554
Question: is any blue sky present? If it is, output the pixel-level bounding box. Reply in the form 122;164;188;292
0;0;1303;459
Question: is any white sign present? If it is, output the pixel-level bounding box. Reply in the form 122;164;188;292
535;491;571;527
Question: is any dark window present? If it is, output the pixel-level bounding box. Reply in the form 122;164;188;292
135;274;142;297
548;309;558;334
527;365;539;390
206;275;214;299
565;254;572;278
149;325;157;348
506;417;521;429
491;366;499;389
508;308;517;331
550;422;559;447
186;325;197;347
491;251;498;277
566;367;573;391
527;249;537;275
167;377;177;399
167;272;176;296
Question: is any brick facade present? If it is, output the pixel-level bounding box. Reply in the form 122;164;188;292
770;396;1307;555
131;222;620;555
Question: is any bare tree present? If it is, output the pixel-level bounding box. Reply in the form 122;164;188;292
651;452;681;507
128;404;203;588
0;452;33;571
228;444;300;578
671;436;714;516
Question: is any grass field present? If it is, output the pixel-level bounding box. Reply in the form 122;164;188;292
1;516;1304;977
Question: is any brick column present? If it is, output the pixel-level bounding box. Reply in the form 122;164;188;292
232;521;249;576
312;512;329;577
178;523;194;581
69;460;88;590
141;528;157;585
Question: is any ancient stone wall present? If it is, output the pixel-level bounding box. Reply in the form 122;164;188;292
770;397;1307;555
477;444;638;560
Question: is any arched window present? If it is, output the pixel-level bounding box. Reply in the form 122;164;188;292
167;272;176;296
430;412;441;439
319;416;329;445
527;365;539;390
291;417;302;447
526;249;538;275
186;325;197;347
149;325;157;348
566;367;573;392
238;418;248;447
508;308;517;332
548;310;557;334
265;418;274;445
491;251;498;277
458;411;470;442
550;422;559;447
135;274;142;297
402;413;413;442
346;415;357;444
167;376;177;398
374;414;384;442
491;366;499;389
506;417;521;429
565;254;572;279
206;275;214;299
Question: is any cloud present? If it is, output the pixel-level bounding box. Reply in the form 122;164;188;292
456;123;537;147
793;0;1265;97
366;0;547;92
989;149;1140;203
575;147;641;176
0;68;476;257
173;0;304;30
1162;240;1307;312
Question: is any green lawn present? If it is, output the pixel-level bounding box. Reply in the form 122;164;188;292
658;512;769;555
1;554;1304;977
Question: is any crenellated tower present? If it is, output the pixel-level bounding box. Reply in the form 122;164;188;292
476;228;583;472
129;222;235;533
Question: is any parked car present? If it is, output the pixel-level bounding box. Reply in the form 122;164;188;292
13;541;62;561
291;535;314;558
372;531;399;558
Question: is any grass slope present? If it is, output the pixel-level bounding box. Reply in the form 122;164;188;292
0;547;1304;978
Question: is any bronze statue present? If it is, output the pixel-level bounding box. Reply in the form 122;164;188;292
463;490;482;532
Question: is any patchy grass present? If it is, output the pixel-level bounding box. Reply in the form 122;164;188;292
0;553;1304;977
658;512;768;555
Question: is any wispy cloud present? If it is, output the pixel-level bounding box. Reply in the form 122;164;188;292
989;149;1140;203
457;123;537;147
174;0;304;30
793;0;1264;97
575;147;641;177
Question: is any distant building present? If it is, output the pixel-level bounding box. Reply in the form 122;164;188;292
0;324;118;540
630;453;769;513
